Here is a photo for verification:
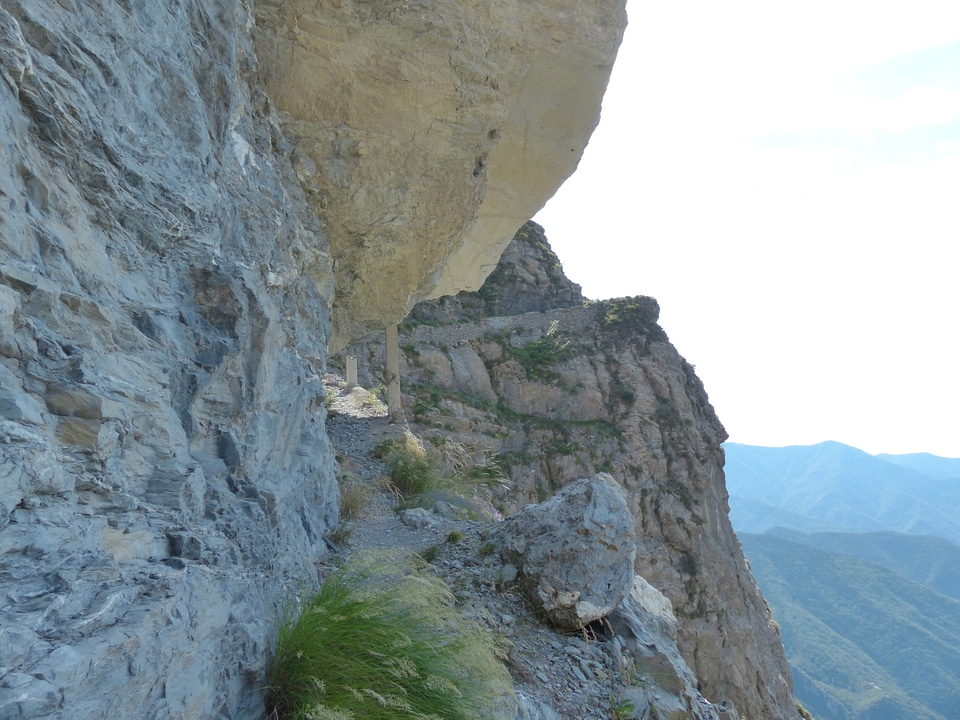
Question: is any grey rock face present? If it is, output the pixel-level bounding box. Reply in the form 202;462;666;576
500;474;636;629
0;2;337;718
410;221;584;323
609;576;727;720
514;693;563;720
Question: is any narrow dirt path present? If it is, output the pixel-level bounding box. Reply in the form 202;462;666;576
320;373;634;720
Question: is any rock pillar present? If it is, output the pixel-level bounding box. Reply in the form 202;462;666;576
345;355;358;388
386;324;401;419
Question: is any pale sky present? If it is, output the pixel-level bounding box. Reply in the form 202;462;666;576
535;0;960;458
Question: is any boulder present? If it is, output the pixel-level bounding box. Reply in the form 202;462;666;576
500;474;636;629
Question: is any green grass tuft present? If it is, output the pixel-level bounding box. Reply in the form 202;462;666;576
376;436;442;506
337;473;370;522
267;552;511;720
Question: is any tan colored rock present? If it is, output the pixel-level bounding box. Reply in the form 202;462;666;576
254;0;627;348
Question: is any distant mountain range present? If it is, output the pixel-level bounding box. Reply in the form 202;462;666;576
724;442;960;719
724;441;960;544
741;530;960;720
874;452;960;480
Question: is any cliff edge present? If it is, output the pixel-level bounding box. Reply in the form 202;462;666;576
345;223;801;719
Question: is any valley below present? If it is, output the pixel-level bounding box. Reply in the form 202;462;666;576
726;442;960;720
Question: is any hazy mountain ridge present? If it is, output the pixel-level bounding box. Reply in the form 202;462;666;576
874;453;960;480
727;441;960;720
725;441;960;544
763;528;960;603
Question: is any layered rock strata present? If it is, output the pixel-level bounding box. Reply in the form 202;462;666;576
344;224;801;719
254;0;628;347
0;2;340;717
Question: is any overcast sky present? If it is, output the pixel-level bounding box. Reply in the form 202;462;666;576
535;0;960;458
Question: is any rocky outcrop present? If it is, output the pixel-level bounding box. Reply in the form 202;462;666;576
499;474;636;629
610;576;729;719
253;0;627;347
0;2;338;717
409;221;583;323
344;225;801;719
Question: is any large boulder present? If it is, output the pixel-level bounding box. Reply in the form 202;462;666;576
500;474;636;629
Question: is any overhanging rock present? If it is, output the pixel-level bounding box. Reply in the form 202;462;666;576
254;0;628;348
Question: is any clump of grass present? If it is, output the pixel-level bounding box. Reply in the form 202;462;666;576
327;523;352;548
337;473;370;522
478;541;497;557
379;435;442;506
375;434;507;515
267;552;511;720
446;530;463;543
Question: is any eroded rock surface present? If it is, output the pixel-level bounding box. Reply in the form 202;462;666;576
609;576;728;719
254;0;628;347
0;2;337;717
500;474;636;629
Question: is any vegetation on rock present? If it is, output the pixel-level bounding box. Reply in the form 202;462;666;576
376;435;505;514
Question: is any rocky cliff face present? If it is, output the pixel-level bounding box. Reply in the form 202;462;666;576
345;224;801;719
0;1;627;718
0;2;339;717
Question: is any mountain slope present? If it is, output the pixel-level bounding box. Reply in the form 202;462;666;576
764;528;960;603
343;224;803;719
740;532;960;720
724;441;960;543
874;453;960;480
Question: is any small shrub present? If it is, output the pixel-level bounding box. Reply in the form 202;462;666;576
609;694;635;720
377;436;442;506
327;523;352;547
267;552;511;720
506;321;572;382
